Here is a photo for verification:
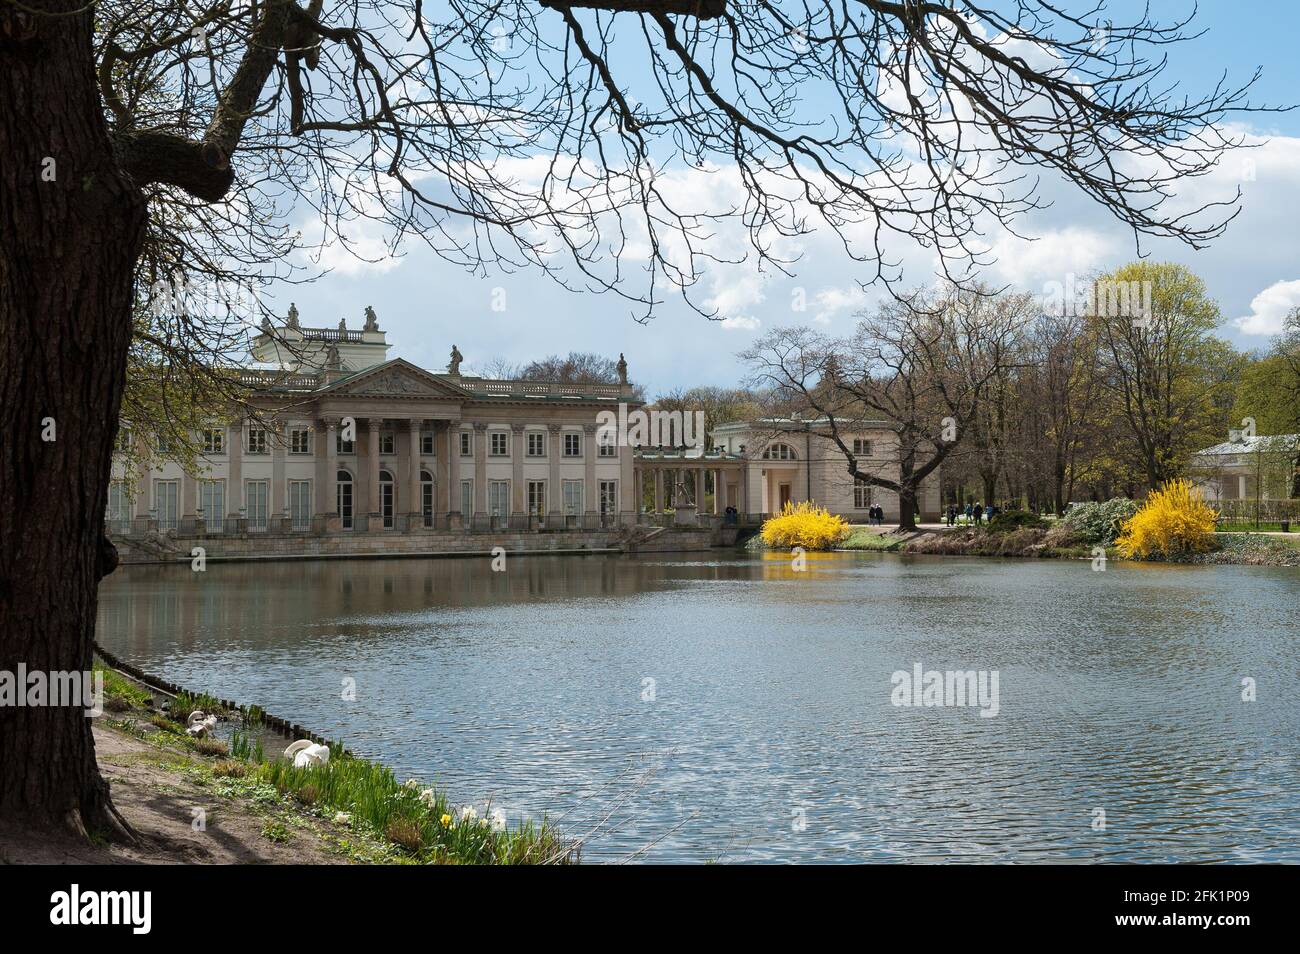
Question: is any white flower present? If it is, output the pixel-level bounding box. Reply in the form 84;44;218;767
333;811;352;825
459;805;479;823
489;808;507;833
403;778;420;790
419;788;437;807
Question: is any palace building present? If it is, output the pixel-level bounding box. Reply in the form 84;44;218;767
107;306;638;535
106;306;937;542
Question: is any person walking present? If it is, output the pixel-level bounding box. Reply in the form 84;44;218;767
964;502;973;526
973;502;984;525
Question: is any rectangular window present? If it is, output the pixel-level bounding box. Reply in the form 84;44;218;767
106;481;130;529
380;432;395;455
460;479;473;516
247;427;268;455
290;427;312;455
115;427;133;454
153;479;179;530
198;479;225;531
420;431;435;456
489;480;509;516
289;480;312;530
563;479;584;515
599;480;618;515
853;438;872;457
337;431;355;454
155;432;172;455
202;427;225;455
459;431;472;457
527;431;546;457
246;480;269;531
597;433;617;458
490;431;508;456
854;477;873;509
422;478;434;527
563;432;581;458
527;480;546;516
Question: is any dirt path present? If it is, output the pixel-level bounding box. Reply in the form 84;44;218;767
0;723;385;865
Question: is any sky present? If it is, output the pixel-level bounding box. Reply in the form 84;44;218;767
265;1;1300;400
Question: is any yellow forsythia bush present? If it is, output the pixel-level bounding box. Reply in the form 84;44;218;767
1115;478;1218;559
760;501;849;551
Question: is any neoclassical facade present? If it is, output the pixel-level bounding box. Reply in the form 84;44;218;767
108;309;638;534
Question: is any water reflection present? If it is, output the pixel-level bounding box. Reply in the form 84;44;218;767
97;552;1299;863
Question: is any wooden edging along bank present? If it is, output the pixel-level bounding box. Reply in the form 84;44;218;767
93;641;345;754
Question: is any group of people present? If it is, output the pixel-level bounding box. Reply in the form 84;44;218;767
865;505;886;526
944;502;1001;526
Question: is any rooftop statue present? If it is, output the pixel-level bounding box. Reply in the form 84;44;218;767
617;352;628;384
287;303;300;330
363;305;379;332
448;344;463;375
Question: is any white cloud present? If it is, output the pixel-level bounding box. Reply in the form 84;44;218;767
1234;279;1300;335
988;226;1117;290
719;315;761;331
810;286;868;325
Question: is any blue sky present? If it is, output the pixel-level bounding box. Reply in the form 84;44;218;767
267;2;1300;399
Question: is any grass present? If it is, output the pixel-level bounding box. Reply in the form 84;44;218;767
837;527;907;551
1216;521;1294;533
258;753;578;864
94;662;153;709
92;664;577;865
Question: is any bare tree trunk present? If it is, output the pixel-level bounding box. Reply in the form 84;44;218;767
0;8;145;835
897;484;918;532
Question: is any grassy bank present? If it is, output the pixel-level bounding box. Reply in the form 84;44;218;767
813;525;1297;566
86;664;577;865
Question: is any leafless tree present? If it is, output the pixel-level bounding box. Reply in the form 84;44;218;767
0;0;1269;835
742;286;1030;530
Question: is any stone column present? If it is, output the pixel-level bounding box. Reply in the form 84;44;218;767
368;418;381;519
447;423;461;527
408;418;422;526
511;424;525;516
653;468;663;512
272;418;287;527
713;469;721;514
583;423;597;520
323;420;338;517
695;466;704;510
634;467;643;513
437;421;451;518
228;420;243;520
547;423;562;517
473;422;488;519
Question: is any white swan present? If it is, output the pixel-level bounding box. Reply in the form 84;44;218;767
186;710;218;737
283;739;330;768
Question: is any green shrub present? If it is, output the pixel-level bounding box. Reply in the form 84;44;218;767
1061;498;1139;545
986;510;1047;533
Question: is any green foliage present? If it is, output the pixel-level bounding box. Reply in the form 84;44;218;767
986;510;1047;533
257;754;577;864
93;662;153;709
1061;498;1140;545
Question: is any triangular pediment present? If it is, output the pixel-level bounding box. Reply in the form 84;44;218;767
322;359;467;399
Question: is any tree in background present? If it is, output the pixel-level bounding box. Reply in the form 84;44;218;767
743;286;1030;531
1091;262;1239;489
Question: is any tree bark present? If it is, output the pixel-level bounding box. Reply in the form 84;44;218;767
0;7;145;834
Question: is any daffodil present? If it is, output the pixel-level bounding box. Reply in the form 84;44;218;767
440;813;452;827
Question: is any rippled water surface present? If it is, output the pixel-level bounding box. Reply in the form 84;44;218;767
96;551;1298;863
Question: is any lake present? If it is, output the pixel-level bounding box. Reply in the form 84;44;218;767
95;550;1298;863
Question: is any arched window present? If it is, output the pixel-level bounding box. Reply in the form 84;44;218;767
762;443;798;461
336;470;354;530
420;469;434;528
379;469;395;529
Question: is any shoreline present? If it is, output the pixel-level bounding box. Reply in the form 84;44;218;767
0;659;577;865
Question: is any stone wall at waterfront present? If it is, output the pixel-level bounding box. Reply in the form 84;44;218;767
112;526;721;564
